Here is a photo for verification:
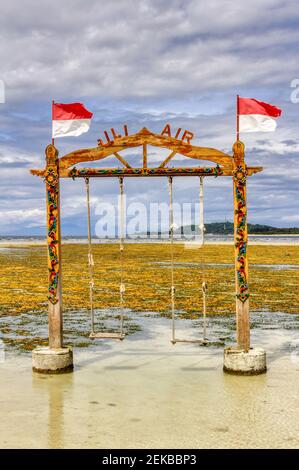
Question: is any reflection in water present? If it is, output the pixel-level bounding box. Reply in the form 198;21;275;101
32;372;74;448
18;313;299;449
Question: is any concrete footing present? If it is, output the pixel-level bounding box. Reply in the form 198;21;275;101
223;346;267;375
32;346;73;374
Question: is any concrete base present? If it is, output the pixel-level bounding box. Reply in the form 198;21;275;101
32;346;73;374
223;347;267;375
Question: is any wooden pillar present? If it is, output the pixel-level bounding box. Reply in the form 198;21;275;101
45;144;63;349
233;141;250;352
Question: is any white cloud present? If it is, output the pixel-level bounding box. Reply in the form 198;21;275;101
0;208;44;227
0;0;299;101
0;146;40;165
0;0;299;232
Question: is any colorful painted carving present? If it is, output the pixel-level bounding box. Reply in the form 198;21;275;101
69;165;223;178
234;165;249;303
45;166;59;304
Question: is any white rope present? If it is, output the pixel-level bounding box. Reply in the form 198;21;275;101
85;176;125;338
85;177;95;333
199;176;204;245
199;176;208;340
119;176;125;336
168;176;176;343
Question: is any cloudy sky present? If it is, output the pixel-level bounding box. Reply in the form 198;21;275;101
0;0;298;236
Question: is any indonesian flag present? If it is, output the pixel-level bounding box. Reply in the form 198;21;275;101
52;102;93;138
238;97;282;132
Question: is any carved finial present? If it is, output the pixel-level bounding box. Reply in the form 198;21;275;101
45;144;58;164
233;140;245;165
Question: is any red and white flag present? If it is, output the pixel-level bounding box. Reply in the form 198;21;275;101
52;102;93;138
238;97;282;133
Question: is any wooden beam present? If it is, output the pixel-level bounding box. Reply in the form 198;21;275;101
31;165;262;179
64;166;226;178
113;152;132;168
159;150;177;168
233;140;250;352
143;143;147;168
45;144;63;349
57;127;234;171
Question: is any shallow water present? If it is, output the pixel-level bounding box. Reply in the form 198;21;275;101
1;311;299;448
2;309;299;352
1;234;299;246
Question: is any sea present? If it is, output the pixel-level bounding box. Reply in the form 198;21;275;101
1;234;299;245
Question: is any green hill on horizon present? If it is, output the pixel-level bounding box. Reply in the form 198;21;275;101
177;222;299;235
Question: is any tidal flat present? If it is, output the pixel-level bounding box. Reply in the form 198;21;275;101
0;243;299;448
1;315;299;449
0;243;298;318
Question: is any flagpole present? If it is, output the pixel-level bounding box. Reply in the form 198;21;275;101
236;94;240;141
52;99;55;146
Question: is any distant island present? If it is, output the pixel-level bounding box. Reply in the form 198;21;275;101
176;222;299;235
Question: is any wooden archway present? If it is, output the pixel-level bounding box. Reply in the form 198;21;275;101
31;126;262;353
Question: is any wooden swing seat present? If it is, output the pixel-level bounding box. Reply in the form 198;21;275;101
89;331;125;340
171;338;209;345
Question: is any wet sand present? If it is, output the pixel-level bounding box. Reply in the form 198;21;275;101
1;314;299;449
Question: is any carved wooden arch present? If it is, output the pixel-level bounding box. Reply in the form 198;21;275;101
59;127;233;172
30;124;264;355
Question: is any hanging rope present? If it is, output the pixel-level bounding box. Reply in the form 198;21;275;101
85;177;95;334
168;176;176;343
119;176;125;337
85;176;125;340
199;176;208;340
168;175;208;345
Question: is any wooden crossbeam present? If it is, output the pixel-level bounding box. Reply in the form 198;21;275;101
31;166;263;178
113;152;132;168
159;150;177;168
57;128;234;171
65;166;226;178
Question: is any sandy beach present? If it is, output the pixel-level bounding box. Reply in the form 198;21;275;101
1;312;299;448
0;243;298;447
